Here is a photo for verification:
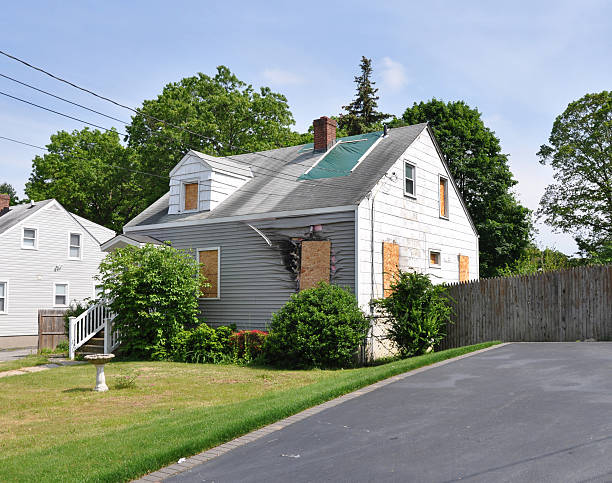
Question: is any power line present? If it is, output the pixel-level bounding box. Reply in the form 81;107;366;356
0;72;130;125
0;89;128;136
0;134;297;199
0;49;351;176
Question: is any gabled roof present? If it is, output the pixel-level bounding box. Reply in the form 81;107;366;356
170;149;253;178
0;199;54;235
100;233;163;252
126;123;429;229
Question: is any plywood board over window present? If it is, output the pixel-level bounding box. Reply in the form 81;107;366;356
459;255;469;282
300;241;331;290
199;248;219;298
383;241;400;297
439;177;448;218
184;183;198;211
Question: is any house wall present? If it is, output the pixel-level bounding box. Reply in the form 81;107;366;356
127;210;356;330
168;154;250;214
357;128;479;306
0;202;114;347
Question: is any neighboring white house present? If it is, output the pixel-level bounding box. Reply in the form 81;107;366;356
102;118;479;358
0;196;115;349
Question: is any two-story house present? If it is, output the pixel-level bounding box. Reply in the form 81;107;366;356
102;118;478;357
0;195;115;349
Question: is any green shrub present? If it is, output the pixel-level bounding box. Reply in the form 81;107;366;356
263;282;369;368
167;323;233;363
98;244;203;360
230;330;268;363
63;301;92;336
372;270;452;357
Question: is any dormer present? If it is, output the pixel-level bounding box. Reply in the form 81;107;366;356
168;150;253;215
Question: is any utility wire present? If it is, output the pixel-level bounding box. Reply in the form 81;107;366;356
0;49;353;176
0;72;130;125
0;134;297;199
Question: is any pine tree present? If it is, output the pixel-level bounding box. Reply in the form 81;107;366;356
339;56;390;135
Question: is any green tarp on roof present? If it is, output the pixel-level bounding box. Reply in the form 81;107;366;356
299;131;383;180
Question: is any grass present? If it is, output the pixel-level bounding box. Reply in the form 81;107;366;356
0;341;499;482
0;354;50;372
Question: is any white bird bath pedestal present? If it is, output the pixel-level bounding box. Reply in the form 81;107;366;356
84;354;115;392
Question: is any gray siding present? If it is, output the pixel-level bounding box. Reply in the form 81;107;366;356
129;211;355;330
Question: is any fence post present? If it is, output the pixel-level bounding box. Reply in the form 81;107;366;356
68;316;76;360
104;318;110;354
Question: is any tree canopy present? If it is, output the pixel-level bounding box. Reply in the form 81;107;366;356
338;56;390;136
126;66;300;204
25;128;145;233
0;182;19;204
391;99;532;277
538;91;612;255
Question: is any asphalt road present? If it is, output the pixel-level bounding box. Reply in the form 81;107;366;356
168;343;612;483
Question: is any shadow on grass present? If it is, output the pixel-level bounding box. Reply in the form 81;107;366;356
62;387;92;393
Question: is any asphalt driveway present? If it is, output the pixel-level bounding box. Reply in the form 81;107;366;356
168;343;612;482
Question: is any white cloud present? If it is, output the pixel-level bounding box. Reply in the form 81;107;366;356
380;57;408;91
261;68;303;85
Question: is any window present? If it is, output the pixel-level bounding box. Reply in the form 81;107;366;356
22;227;37;249
69;233;82;259
0;281;7;314
439;176;449;218
94;284;104;299
404;162;416;197
198;248;220;299
54;283;68;306
184;182;199;211
429;250;441;267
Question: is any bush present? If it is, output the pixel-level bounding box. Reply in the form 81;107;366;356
98;244;203;360
263;282;369;368
372;270;452;357
168;324;233;363
230;330;268;362
64;301;92;336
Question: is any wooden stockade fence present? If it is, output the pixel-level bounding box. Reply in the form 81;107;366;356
38;309;67;350
440;265;612;349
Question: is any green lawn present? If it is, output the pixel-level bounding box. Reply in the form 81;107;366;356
0;342;499;482
0;354;50;372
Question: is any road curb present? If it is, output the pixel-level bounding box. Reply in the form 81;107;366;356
133;342;510;482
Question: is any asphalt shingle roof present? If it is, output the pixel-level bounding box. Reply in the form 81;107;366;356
0;199;54;235
126;123;428;228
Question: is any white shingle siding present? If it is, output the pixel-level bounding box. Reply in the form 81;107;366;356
357;128;479;308
0;201;113;337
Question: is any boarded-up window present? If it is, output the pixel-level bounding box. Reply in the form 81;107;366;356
439;177;448;218
459;255;469;282
430;250;441;267
383;242;400;297
199;248;219;298
300;241;331;290
184;183;198;211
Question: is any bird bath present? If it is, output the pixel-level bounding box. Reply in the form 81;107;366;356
84;354;115;392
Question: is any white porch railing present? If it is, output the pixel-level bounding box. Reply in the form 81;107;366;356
68;302;120;359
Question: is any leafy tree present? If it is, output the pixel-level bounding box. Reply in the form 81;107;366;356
391;99;532;277
498;244;572;276
0;182;18;204
537;91;612;255
338;56;390;136
127;66;298;204
98;244;202;360
372;270;452;357
25;128;145;232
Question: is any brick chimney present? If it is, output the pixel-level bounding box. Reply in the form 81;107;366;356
313;116;337;152
0;194;9;216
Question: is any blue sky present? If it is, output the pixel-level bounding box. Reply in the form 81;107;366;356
1;0;611;253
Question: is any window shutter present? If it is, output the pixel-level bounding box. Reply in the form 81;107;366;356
185;183;198;211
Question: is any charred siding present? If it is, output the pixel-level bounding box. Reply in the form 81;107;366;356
128;211;355;330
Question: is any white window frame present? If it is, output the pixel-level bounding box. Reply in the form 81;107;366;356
404;161;416;198
439;175;449;220
0;280;8;314
68;232;83;260
197;246;221;300
93;283;105;300
53;282;69;307
21;226;38;250
181;180;200;213
429;249;442;268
